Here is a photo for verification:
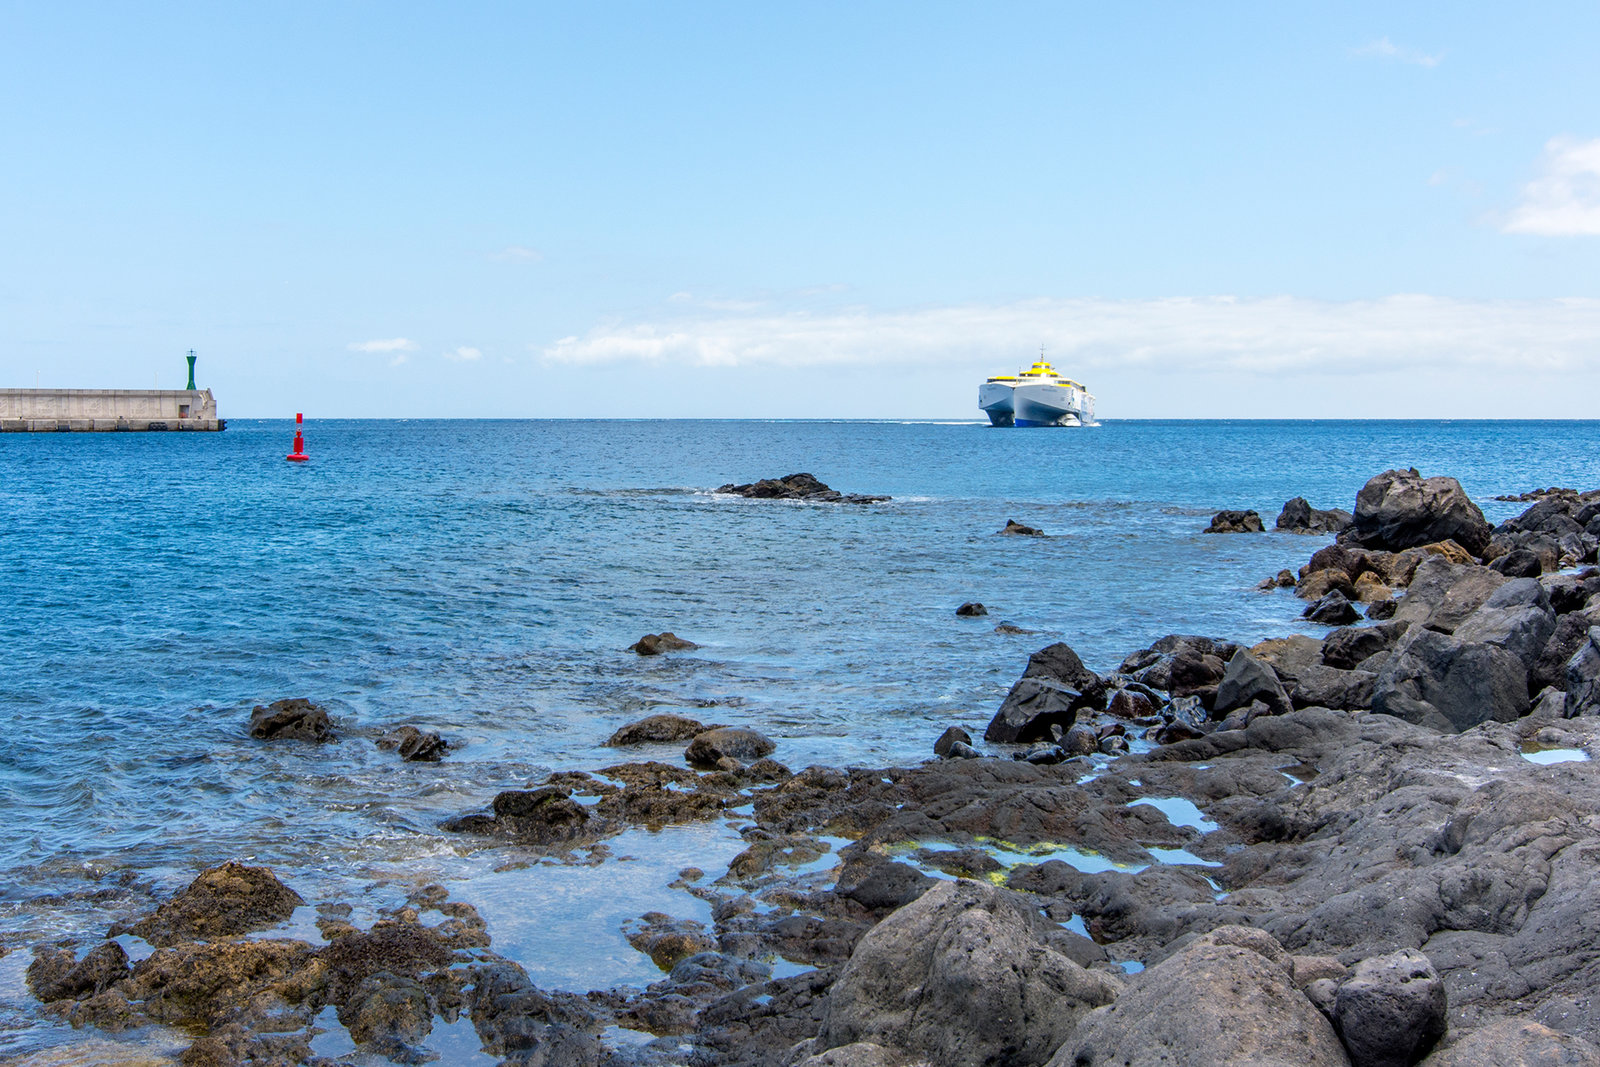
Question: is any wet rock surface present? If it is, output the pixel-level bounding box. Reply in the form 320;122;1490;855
717;472;890;504
248;698;333;743
375;724;449;762
112;862;305;947
630;631;700;655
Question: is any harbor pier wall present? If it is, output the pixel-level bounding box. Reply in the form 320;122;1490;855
0;389;223;432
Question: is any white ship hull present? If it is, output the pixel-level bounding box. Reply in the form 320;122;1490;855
979;380;1096;427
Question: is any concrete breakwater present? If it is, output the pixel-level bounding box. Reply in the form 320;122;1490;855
0;387;223;431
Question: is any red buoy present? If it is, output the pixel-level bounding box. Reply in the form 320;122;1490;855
286;412;309;462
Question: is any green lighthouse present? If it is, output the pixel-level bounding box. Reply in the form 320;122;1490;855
186;350;197;391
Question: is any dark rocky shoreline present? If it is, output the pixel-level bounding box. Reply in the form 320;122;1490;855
12;469;1600;1066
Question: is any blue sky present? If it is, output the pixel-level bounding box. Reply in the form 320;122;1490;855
2;3;1598;417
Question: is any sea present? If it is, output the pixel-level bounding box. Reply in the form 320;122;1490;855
1;418;1597;1058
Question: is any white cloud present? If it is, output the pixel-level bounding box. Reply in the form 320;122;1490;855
1504;137;1600;236
492;245;542;262
445;346;482;362
347;337;418;354
1354;36;1443;67
539;295;1600;377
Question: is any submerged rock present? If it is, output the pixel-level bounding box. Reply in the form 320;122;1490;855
999;518;1045;536
376;725;448;762
605;713;708;746
630;631;700;655
248;697;333;743
718;472;890;504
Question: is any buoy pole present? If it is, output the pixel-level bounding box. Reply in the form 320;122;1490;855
286;413;309;462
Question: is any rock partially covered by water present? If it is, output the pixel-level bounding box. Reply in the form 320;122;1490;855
1348;469;1493;557
1277;497;1353;535
114;862;305;947
605;713;708;746
933;726;972;758
376;725;448;762
249;697;333;742
26;942;130;1003
1049;926;1347;1067
718;472;890;504
1331;949;1447;1067
630;631;700;655
999;518;1045;536
1205;509;1264;533
685;726;776;768
955;602;988;617
440;786;606;846
821;880;1120;1067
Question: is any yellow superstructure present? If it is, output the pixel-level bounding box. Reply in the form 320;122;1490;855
986;359;1085;391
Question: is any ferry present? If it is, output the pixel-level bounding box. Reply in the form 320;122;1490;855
979;351;1096;427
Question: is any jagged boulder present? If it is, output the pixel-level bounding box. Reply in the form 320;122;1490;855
1348;469;1492;556
821;880;1120;1067
985;642;1106;743
1277;497;1353;534
1390;557;1506;634
1453;578;1557;669
249;698;334;742
1214;649;1291;716
1372;628;1529;732
1206;509;1265;533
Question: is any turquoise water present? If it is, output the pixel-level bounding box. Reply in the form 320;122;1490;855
1;418;1597;1005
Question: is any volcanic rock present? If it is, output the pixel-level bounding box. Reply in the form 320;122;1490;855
1305;590;1363;626
1331;949;1447;1067
717;472;889;504
376;725;448;762
1277;497;1353;535
115;862;305;947
605;713;708;746
249;698;333;743
933;726;972;758
1047;926;1347;1067
1348;469;1492;556
955;602;988;616
999;519;1045;536
630;632;700;655
1205;509;1265;533
820;880;1120;1067
685;726;776;768
1371;628;1529;732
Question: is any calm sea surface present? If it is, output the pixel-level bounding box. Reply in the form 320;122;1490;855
2;418;1598;1048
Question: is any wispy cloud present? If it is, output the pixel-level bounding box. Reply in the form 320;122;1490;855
444;346;483;362
347;337;418;354
1504;137;1600;236
1354;36;1443;67
492;245;543;262
540;295;1600;377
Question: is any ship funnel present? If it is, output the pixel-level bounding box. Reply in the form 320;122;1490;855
186;350;197;391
